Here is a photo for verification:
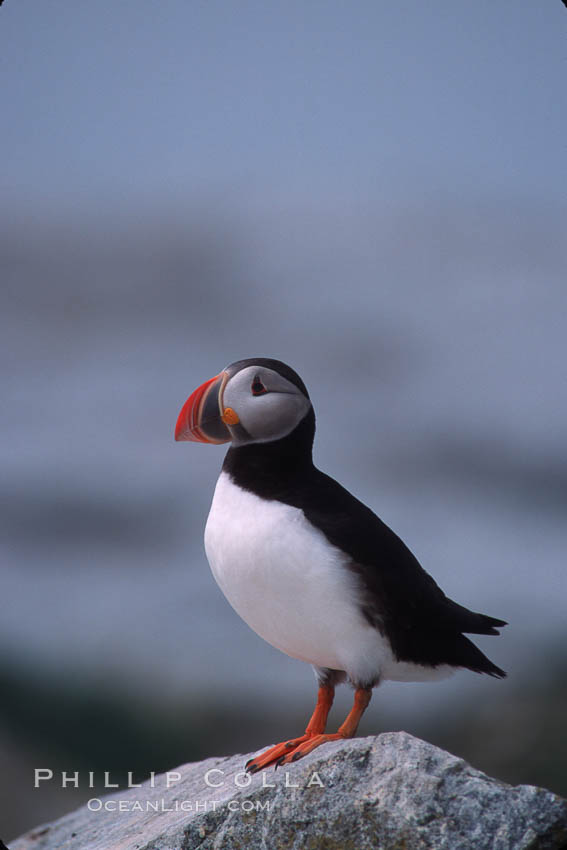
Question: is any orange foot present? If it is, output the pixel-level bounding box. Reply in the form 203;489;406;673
245;686;371;773
274;731;346;767
245;733;315;774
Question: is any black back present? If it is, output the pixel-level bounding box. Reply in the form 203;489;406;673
223;410;507;678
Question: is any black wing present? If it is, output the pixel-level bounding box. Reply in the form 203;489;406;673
298;468;507;677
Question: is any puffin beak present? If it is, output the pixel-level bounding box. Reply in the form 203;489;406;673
175;372;233;444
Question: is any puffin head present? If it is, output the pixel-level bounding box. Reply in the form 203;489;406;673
175;358;312;447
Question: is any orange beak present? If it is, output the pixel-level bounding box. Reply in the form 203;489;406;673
175;372;232;444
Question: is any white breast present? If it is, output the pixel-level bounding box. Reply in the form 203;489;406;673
203;472;453;685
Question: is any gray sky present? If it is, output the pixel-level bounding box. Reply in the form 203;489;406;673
2;1;566;680
2;1;566;211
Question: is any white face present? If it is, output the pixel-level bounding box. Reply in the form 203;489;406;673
222;365;311;445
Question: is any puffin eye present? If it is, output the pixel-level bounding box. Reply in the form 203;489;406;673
251;376;268;396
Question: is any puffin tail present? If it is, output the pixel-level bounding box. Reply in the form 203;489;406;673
453;634;507;679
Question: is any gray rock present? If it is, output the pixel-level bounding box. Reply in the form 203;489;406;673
10;733;567;850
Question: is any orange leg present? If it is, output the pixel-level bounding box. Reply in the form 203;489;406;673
245;685;335;774
245;686;372;773
276;687;372;766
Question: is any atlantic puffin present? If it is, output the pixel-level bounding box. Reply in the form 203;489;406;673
175;358;506;772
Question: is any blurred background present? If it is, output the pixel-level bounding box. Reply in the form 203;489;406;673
2;0;567;841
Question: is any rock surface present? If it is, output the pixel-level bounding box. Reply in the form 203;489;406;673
10;733;567;850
